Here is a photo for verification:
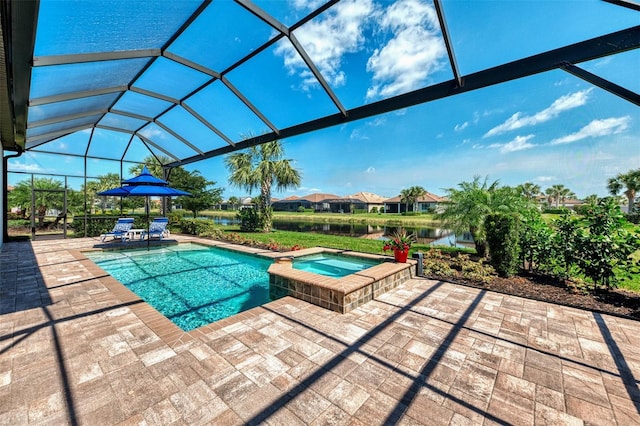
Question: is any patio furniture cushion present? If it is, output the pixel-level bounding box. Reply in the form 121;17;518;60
100;218;135;242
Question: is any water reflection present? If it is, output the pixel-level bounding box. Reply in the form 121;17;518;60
205;215;472;247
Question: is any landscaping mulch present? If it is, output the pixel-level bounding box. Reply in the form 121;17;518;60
427;271;640;320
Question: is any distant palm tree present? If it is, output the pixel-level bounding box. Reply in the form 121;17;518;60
545;184;573;208
516;182;541;200
86;173;122;213
227;196;240;210
584;194;599;206
400;186;426;213
607;169;640;213
225;140;301;232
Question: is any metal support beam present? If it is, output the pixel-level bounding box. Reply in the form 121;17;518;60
181;101;235;147
29;86;127;106
154;120;205;155
109;109;154;122
562;63;640;106
135;133;180;162
168;25;640;168
289;33;347;116
129;86;180;105
434;0;463;88
603;0;640;11
235;0;289;36
28;108;109;128
3;0;39;150
220;75;279;134
33;50;160;67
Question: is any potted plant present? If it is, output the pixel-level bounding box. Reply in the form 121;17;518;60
383;228;416;263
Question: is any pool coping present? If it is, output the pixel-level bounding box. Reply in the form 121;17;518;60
79;238;415;347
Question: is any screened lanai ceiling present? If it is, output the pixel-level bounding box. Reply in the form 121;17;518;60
1;0;639;169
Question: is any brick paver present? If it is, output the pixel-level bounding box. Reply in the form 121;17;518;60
1;237;639;425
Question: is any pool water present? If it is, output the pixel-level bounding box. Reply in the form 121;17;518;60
293;253;380;278
85;244;272;331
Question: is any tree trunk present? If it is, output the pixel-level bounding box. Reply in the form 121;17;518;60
469;226;487;258
37;205;46;227
260;180;272;232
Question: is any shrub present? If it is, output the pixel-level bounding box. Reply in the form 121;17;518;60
485;213;520;277
178;218;217;236
237;208;263;232
552;212;581;280
626;212;640;224
297;206;305;213
421;249;456;277
70;215;146;237
370;207;378;214
452;254;495;283
519;209;553;272
575;198;640;291
543;207;571;214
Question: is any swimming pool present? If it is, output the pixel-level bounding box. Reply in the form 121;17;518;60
85;243;272;331
293;252;381;278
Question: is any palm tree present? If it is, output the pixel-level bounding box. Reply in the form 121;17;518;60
438;176;532;257
86;173;122;213
545;184;573;208
607;169;640;213
559;188;576;207
227;196;240;210
584;194;599;206
225;140;301;232
516;182;541;200
8;178;65;226
400;186;426;213
410;186;427;212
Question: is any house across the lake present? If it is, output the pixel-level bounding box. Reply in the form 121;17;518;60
271;193;340;212
383;191;446;214
269;191;446;214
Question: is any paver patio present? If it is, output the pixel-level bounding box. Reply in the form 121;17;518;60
1;236;639;425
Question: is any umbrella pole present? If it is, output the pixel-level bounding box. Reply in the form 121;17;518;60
146;196;150;251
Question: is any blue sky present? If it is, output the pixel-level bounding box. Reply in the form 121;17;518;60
7;0;640;200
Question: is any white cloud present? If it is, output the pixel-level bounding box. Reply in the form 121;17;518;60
484;89;593;137
291;0;326;11
139;126;166;139
350;129;369;140
550;116;630;145
365;0;446;100
488;135;536;154
275;0;375;90
367;116;387;127
366;166;376;173
454;122;468;132
7;161;48;173
535;176;556;182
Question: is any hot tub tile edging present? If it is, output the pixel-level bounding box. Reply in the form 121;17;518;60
268;254;415;314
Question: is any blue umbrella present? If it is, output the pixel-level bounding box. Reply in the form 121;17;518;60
98;166;191;247
121;166;169;186
99;185;190;197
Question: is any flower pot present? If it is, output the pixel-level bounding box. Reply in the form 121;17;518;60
394;248;409;263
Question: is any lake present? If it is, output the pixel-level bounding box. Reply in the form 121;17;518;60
205;216;472;247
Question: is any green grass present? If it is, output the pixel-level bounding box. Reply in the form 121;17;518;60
215;227;473;258
619;251;640;292
198;209;441;226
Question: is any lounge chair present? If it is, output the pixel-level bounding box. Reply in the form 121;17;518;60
140;217;169;240
100;217;135;242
